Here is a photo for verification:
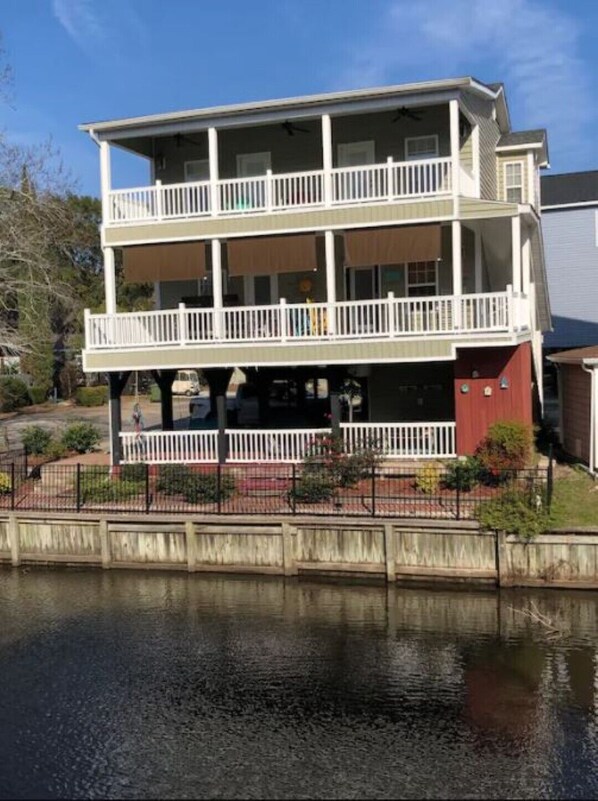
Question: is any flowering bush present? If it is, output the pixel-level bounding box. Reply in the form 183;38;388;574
475;421;532;480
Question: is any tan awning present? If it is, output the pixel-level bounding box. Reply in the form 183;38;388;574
227;234;317;276
123;242;207;283
344;225;441;267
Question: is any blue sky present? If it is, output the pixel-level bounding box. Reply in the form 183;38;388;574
2;0;598;196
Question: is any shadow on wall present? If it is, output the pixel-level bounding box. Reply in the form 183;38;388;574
544;316;598;349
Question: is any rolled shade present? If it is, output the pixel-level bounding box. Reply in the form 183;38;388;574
227;234;317;276
123;242;207;283
344;225;441;267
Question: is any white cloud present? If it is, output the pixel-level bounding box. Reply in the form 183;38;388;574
334;0;595;169
52;0;106;49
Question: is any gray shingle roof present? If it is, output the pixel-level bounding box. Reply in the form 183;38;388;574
497;129;546;148
541;171;598;208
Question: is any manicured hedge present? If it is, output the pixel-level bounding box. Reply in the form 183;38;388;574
75;386;108;407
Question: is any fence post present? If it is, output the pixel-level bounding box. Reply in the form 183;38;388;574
455;464;461;521
371;464;377;517
145;462;151;514
217;463;222;514
23;447;28;479
8;513;19;567
10;461;15;511
547;445;554;510
291;463;297;514
76;463;81;513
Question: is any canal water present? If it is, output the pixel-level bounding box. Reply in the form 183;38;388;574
0;570;596;799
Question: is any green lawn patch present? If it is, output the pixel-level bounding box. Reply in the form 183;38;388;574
549;468;598;529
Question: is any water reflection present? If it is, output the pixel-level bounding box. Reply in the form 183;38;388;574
0;570;596;799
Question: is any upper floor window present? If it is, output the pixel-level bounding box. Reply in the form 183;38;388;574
407;261;438;296
184;160;209;182
504;161;524;203
405;135;439;161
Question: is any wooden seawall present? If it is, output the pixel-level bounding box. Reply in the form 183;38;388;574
1;512;597;589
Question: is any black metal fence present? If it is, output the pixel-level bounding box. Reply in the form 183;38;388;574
0;458;553;520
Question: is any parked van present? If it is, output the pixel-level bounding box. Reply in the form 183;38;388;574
172;370;200;396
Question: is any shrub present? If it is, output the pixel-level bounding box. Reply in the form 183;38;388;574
181;471;236;504
62;422;101;454
21;425;53;455
476;486;551;541
45;438;68;461
156;464;192;495
415;465;442;495
75;386;108;407
29;386;48;405
149;384;161;403
79;470;143;504
443;456;482;492
0;377;30;412
303;433;380;488
475;421;533;478
292;471;335;503
120;463;148;482
0;471;11;494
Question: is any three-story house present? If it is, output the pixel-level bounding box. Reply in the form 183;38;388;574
80;76;550;466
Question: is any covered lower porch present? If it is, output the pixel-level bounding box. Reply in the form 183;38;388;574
109;362;458;465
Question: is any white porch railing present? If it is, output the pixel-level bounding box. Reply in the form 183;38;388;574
342;422;456;459
105;157;454;224
226;429;325;463
120;430;219;464
119;422;457;464
86;291;526;351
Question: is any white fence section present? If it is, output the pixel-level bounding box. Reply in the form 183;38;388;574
86;291;525;351
105;157;454;224
226;429;325;463
120;431;219;464
119;423;456;464
341;423;456;459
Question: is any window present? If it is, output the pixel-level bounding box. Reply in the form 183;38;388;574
337;141;376;167
184;160;209;182
236;152;272;178
407;261;438;297
504;161;523;203
405;135;439;161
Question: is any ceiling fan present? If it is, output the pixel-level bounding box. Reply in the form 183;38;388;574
174;132;203;148
281;120;310;136
392;107;424;123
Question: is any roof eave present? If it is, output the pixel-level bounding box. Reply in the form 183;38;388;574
78;76;499;138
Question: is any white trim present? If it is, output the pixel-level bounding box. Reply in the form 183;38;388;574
236;151;272;177
472;125;481;197
496;143;544;152
404;134;439;161
526;151;535;206
503;159;525;204
542;200;598;211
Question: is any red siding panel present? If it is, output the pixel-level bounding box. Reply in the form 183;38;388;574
454;344;533;455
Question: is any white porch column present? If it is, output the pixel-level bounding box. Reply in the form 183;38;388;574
211;238;223;338
208;127;219;216
511;215;522;294
322;114;333;206
324;230;336;334
99;140;112;224
474;227;483;293
452;220;462;329
522;230;531;296
104;246;117;315
449;100;461;199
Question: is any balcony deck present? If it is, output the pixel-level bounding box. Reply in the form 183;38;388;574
85;291;528;358
106;157;456;226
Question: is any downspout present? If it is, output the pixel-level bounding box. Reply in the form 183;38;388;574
581;360;596;474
